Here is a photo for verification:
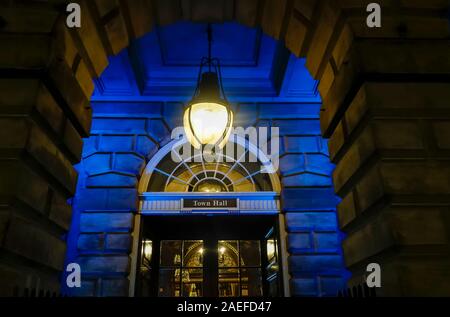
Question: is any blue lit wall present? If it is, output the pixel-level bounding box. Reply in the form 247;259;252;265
250;103;350;296
64;22;349;297
63;103;169;296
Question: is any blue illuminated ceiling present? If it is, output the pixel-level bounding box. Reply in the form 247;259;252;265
92;22;320;103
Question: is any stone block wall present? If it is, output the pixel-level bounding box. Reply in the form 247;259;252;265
2;0;449;297
314;2;450;297
0;4;91;297
64;102;170;296
254;103;349;296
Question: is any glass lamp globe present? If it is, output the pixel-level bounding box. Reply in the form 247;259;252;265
184;102;233;149
183;72;233;149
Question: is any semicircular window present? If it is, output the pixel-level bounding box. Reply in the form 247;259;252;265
147;141;275;192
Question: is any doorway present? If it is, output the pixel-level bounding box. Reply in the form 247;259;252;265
136;215;283;297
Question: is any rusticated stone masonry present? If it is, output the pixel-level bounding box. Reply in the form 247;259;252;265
0;0;449;296
252;103;349;296
64;102;170;296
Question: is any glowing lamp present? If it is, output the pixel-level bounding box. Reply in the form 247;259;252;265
183;25;233;149
142;240;152;261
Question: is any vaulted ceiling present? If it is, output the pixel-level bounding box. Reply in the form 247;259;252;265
91;22;320;103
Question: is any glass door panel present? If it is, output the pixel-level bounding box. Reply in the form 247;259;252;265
218;268;240;297
241;268;263;296
158;240;204;297
217;240;263;297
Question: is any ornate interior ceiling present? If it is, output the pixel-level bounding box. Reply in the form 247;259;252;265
91;22;320;103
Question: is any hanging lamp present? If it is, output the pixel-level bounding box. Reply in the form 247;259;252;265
183;24;233;150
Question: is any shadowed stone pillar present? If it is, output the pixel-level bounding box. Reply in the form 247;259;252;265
284;0;450;296
0;0;154;297
320;30;450;297
0;5;92;296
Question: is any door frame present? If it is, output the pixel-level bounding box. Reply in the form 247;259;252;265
129;191;290;297
134;215;283;297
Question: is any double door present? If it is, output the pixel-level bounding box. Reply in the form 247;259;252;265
136;215;282;297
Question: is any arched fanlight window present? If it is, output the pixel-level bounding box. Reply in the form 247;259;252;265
140;136;279;193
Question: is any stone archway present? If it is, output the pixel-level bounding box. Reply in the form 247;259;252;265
1;0;450;296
